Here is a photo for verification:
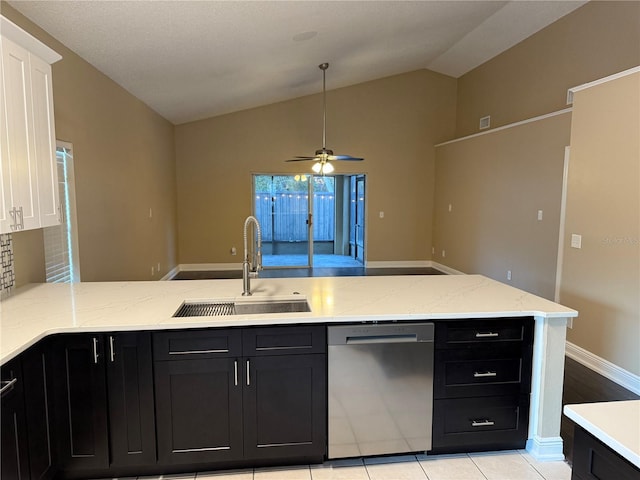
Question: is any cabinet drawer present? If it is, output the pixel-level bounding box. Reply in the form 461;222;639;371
432;395;529;453
436;318;532;347
434;343;532;399
242;325;326;356
153;329;242;360
436;355;524;398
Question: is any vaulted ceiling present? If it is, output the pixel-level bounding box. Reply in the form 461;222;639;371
8;1;587;124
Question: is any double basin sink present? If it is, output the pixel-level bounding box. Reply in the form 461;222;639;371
174;298;311;317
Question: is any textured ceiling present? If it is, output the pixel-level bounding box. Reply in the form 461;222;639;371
7;0;587;124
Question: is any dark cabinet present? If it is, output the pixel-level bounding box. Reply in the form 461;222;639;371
153;325;326;468
53;332;155;475
22;342;56;480
154;356;244;464
243;326;326;461
1;359;30;480
53;334;109;471
432;317;533;453
154;328;243;465
571;426;639;480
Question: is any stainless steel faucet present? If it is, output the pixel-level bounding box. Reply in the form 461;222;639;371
242;215;262;296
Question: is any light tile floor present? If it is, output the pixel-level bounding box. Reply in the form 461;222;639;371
119;450;572;480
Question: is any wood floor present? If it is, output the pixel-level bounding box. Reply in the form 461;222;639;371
173;266;444;279
561;356;639;463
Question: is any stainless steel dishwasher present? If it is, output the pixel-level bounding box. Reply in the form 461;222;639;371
328;323;434;459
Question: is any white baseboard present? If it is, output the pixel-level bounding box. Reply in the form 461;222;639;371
429;261;466;275
565;341;640;395
526;436;565;462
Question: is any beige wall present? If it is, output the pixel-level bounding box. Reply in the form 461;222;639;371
434;112;571;299
437;1;639;374
2;3;178;283
560;72;639;376
456;1;640;137
175;70;457;265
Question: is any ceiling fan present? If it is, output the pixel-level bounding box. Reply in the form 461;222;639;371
285;63;363;174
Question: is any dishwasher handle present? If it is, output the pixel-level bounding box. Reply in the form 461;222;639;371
328;323;435;345
346;334;418;344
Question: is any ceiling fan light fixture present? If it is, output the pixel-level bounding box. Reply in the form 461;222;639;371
312;160;334;175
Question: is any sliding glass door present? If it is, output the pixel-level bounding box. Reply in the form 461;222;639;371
254;174;312;267
253;174;362;268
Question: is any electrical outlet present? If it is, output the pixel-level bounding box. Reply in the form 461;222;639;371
157;262;160;272
379;211;384;219
448;204;452;212
537;210;543;221
151;266;155;276
507;270;512;281
231;246;237;256
441;250;446;258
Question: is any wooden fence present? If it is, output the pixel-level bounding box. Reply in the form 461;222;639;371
255;191;335;242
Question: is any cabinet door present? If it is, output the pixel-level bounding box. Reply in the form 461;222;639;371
1;360;30;480
244;354;326;461
0;36;39;232
22;344;56;480
106;332;156;467
572;426;639;480
155;357;243;465
29;53;59;228
53;335;109;471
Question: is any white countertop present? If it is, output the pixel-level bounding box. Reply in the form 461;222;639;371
0;274;577;364
564;400;640;468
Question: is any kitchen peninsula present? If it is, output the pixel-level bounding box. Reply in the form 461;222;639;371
1;274;577;477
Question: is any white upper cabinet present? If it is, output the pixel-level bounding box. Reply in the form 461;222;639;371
29;52;59;228
0;16;62;234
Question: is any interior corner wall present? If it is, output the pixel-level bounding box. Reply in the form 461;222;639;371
2;3;179;283
175;70;457;266
455;1;640;138
433;112;571;300
560;72;640;377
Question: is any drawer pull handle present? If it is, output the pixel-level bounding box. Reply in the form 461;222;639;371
471;419;495;427
473;371;497;378
234;360;238;386
169;349;229;355
109;336;115;362
475;332;499;338
92;337;100;364
0;378;17;397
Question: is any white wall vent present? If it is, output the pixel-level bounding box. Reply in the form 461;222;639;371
479;115;491;130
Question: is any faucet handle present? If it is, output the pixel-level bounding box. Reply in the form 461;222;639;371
249;271;259;279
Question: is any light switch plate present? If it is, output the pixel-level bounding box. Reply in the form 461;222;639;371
571;234;582;249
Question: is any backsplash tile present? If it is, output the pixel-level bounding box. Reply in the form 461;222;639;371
1;233;15;296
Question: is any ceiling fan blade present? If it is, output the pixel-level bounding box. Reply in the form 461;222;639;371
330;155;364;161
285;157;317;162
